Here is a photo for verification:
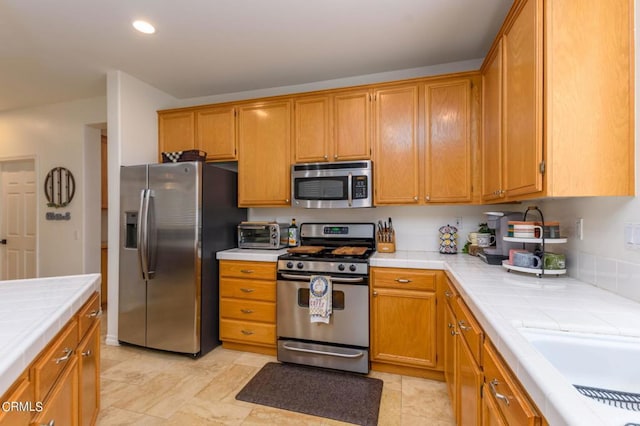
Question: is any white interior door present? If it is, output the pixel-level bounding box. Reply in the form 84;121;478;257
1;160;37;280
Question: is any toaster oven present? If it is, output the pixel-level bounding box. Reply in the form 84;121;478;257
238;222;289;249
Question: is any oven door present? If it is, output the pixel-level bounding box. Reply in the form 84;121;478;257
276;276;369;347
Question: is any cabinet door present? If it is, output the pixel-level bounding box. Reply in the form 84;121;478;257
503;0;543;197
482;39;504;202
444;302;457;417
482;389;508;426
457;337;483;426
294;96;331;162
333;90;371;161
78;322;100;426
371;288;437;368
424;80;472;203
373;85;420;204
31;357;78;426
237;100;292;206
0;378;34;426
158;111;195;155
196;106;237;161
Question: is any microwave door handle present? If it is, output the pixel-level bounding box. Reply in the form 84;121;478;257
240;225;268;230
347;172;353;207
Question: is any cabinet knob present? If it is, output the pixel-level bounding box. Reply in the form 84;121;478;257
323;155;328;160
413;196;418;201
82;349;93;357
373;291;378;296
285;199;290;203
425;195;431;201
445;290;453;299
334;154;339;160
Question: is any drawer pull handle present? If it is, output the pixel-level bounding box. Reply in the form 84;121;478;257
86;309;101;318
241;329;254;335
489;379;510;406
395;278;412;283
54;348;73;364
82;349;93;357
240;269;254;274
240;309;254;314
458;320;471;331
41;420;55;426
240;288;255;293
444;290;454;298
447;322;454;329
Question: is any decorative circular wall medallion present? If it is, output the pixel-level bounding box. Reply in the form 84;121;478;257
44;167;76;208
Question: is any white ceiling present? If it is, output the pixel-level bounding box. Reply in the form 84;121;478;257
0;0;513;113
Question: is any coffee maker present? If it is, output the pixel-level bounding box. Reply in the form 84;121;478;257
478;211;523;265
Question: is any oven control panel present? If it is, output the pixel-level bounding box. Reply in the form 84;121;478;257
277;259;368;276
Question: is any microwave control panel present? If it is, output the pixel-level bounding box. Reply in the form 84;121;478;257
352;176;368;199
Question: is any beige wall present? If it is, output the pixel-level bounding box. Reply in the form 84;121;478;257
0;97;106;277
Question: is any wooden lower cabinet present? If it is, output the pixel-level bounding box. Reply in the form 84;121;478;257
483;340;541;426
31;357;79;426
0;292;100;426
219;260;277;355
457;333;483;426
370;268;443;379
78;322;100;426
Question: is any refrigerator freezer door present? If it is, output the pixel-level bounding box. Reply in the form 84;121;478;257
146;162;201;354
119;165;148;347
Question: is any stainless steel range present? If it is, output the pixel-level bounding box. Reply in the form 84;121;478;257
276;223;375;374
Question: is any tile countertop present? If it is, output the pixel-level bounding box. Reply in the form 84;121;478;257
0;273;101;397
216;247;289;262
371;251;640;426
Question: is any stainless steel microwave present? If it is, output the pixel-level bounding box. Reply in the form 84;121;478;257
291;160;373;208
237;222;288;249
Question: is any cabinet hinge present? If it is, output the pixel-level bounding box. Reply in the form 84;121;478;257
539;160;546;174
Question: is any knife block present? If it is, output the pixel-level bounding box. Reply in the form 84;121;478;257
376;230;396;253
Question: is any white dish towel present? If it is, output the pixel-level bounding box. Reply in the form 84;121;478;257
309;275;332;324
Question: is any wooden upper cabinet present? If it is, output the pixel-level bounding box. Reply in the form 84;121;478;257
158;110;195;157
294;95;331;162
483;0;634;201
424;79;472;203
237;100;292;207
503;0;543;198
373;84;420;204
481;38;504;202
195;105;237;161
333;89;371;161
293;89;371;163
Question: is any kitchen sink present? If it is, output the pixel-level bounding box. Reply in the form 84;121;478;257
518;327;640;411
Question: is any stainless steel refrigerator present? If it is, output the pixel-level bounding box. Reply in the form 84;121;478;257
118;161;246;357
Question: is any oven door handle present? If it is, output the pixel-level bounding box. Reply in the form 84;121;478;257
279;273;364;283
282;342;365;359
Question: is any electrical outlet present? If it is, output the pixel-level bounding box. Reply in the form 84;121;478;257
455;217;463;230
575;218;584;241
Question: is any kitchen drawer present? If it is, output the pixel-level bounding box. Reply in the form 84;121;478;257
32;318;79;401
220;298;275;323
483;340;541;426
371;268;437;291
220;319;276;346
220;260;276;280
220;277;276;302
454;297;483;366
443;277;458;307
77;291;100;340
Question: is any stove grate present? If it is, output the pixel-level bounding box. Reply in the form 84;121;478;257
574;384;640;411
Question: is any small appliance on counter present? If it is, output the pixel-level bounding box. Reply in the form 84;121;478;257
479;211;523;265
237;221;289;249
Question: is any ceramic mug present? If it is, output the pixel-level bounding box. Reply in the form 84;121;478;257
509;249;529;265
467;232;479;245
542;252;566;270
476;233;495;247
512;251;541;268
513;223;543;239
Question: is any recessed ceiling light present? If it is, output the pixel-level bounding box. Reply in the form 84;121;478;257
133;20;156;35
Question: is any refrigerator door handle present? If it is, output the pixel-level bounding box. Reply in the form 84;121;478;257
146;190;156;279
137;189;150;280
